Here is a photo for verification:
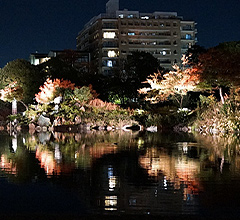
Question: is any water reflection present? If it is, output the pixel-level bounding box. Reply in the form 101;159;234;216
0;131;240;217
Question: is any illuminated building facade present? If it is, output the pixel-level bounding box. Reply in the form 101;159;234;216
76;0;197;75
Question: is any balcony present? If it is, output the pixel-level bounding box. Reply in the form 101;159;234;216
102;42;119;48
181;27;195;31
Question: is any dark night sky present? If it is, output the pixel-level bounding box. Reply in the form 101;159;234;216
0;0;239;67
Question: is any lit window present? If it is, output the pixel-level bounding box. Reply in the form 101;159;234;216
107;60;113;67
119;14;124;18
128;14;133;18
105;196;117;210
108;50;117;57
103;32;116;39
186;34;192;40
35;59;40;65
162;51;166;56
109;177;117;191
128;32;135;36
141;16;149;19
42;57;50;63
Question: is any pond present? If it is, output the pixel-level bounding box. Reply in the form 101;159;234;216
0;130;240;219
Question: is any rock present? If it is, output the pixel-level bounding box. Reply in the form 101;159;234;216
38;132;51;144
29;123;35;130
106;126;113;131
146;126;157;132
53;96;62;104
38;115;51;127
35;126;42;132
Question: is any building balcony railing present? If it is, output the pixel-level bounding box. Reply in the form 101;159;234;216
128;41;171;46
181;37;194;40
160;59;171;64
181;27;195;31
102;26;118;29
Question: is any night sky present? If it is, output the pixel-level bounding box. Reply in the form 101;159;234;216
0;0;239;67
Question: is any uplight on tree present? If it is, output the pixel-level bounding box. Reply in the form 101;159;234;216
138;64;200;108
0;81;27;112
35;78;75;104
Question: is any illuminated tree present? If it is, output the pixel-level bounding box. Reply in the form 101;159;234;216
0;59;44;104
35;78;75;104
0;82;23;102
138;65;200;108
35;78;97;105
0;82;28;112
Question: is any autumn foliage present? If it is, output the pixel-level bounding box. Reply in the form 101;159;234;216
35;78;75;104
89;98;118;110
138;64;200;108
0;81;24;102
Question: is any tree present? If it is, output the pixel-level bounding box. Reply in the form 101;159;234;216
35;78;97;105
58;49;79;67
108;51;162;105
0;82;23;102
197;41;240;104
0;59;44;104
0;81;28;112
185;45;206;65
35;78;75;104
38;57;81;86
138;64;200;108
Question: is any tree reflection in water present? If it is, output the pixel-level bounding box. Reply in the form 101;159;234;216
0;131;239;217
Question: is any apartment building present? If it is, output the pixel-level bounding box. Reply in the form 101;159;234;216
77;0;197;75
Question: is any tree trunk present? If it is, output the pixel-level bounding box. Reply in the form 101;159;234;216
219;87;225;104
20;101;28;110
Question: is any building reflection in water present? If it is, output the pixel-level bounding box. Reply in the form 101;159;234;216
1;131;240;216
105;195;118;211
139;143;202;204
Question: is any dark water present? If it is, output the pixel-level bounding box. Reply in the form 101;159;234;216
0;130;240;219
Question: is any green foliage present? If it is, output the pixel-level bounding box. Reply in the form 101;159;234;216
199;94;216;108
0;82;24;103
106;51;161;105
0;59;44;104
133;107;193;128
193;94;240;132
7;113;31;125
23;80;137;128
73;86;93;103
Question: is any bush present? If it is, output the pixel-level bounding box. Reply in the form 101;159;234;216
192;94;240;132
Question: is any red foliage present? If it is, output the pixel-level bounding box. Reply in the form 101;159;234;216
0;81;23;102
35;78;75;104
89;98;118;110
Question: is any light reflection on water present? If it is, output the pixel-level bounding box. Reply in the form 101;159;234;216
0;130;240;218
